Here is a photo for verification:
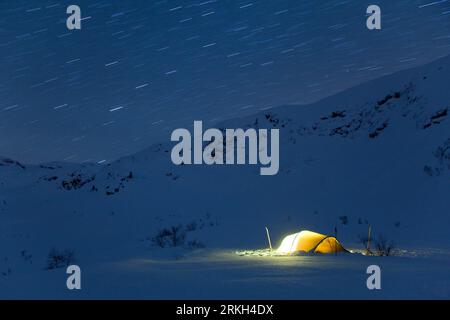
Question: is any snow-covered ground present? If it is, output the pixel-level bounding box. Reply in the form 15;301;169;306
1;55;450;299
2;249;450;299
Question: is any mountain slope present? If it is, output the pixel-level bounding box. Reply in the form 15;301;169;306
1;55;450;298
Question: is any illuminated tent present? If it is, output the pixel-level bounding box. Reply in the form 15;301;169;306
276;230;348;254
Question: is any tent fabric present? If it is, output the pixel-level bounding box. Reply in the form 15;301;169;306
276;230;347;254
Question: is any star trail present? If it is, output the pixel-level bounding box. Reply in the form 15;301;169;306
1;0;450;163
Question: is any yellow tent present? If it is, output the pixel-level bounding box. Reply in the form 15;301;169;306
276;230;348;254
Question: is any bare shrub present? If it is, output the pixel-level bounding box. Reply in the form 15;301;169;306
152;225;186;248
152;229;172;248
374;235;395;256
46;249;76;270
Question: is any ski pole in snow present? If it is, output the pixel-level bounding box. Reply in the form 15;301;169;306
265;227;273;251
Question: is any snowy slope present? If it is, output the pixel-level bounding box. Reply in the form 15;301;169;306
1;55;450;298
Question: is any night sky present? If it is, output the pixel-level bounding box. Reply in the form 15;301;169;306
1;0;450;164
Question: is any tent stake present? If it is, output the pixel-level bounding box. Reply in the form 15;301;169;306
265;227;273;251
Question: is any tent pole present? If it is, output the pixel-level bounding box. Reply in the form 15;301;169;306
367;225;372;252
265;227;273;251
